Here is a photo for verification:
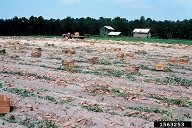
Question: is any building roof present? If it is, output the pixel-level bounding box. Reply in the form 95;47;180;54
133;29;150;33
104;26;115;30
108;32;121;36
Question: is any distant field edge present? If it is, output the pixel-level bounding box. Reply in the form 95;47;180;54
0;35;192;45
89;35;192;45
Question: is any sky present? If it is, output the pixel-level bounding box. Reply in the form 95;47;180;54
0;0;192;21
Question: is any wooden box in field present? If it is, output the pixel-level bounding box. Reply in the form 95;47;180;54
35;47;42;52
110;48;117;52
125;66;139;73
74;32;80;37
0;95;10;114
168;58;178;63
87;57;98;64
125;53;134;59
101;47;106;51
67;50;76;54
92;57;99;62
156;63;166;71
116;48;121;51
48;44;54;46
11;46;22;50
117;53;124;59
31;51;41;58
179;58;190;64
62;60;75;67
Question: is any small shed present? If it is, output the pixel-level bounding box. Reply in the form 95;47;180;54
108;32;121;36
133;29;151;38
100;26;115;36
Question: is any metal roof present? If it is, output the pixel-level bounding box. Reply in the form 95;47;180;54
108;32;121;36
104;26;115;30
133;29;150;33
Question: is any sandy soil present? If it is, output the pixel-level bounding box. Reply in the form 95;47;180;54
0;36;191;128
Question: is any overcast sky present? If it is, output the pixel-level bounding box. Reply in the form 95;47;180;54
0;0;192;21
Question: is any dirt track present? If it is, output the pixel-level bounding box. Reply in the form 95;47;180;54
0;37;191;128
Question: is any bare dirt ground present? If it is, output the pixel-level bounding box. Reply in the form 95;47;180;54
0;36;191;128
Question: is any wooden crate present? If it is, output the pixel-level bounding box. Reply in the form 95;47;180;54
74;32;80;37
90;42;95;46
0;95;10;114
125;53;134;59
125;66;139;73
62;50;68;54
156;64;166;71
31;52;41;58
179;58;190;64
62;60;75;67
35;47;42;52
168;58;178;63
92;57;99;63
62;50;76;54
67;50;76;54
137;50;146;54
116;48;121;51
48;44;54;46
117;53;124;58
101;47;106;51
87;58;97;64
110;48;117;52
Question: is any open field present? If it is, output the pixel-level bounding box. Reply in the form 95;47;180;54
0;36;192;128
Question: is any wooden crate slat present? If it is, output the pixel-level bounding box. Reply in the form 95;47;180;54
0;101;10;107
0;107;10;114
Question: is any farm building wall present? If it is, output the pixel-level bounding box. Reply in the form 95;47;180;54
133;32;151;38
100;28;110;36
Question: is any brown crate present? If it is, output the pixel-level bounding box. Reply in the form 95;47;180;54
92;57;99;63
62;60;75;67
67;50;76;54
101;47;106;51
0;95;10;114
68;61;75;67
87;58;96;64
179;58;190;64
74;32;80;37
156;64;166;71
31;52;41;58
110;48;116;52
168;58;178;63
35;47;42;52
116;48;121;51
125;66;139;73
48;44;54;46
117;53;124;58
125;53;134;59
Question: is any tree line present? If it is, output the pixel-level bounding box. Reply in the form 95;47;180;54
0;16;192;40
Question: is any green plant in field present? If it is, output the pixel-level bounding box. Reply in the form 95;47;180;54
124;111;151;121
138;64;149;70
150;94;192;108
45;96;57;102
0;70;54;81
82;105;103;113
127;106;169;115
97;60;112;65
6;88;36;97
110;70;124;77
1;115;57;128
93;85;111;93
164;76;192;87
112;88;120;93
